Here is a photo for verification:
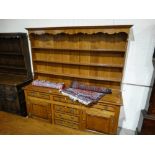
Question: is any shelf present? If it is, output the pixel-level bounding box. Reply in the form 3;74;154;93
33;59;123;68
32;47;125;53
35;71;121;82
0;65;26;70
0;51;22;56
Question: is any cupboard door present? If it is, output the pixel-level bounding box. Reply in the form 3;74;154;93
27;98;52;122
85;109;114;134
86;114;111;133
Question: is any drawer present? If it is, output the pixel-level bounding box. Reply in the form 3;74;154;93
55;112;79;122
54;105;66;113
53;95;66;103
93;104;115;112
66;107;80;115
38;92;50;100
27;91;50;100
54;104;80;115
53;95;79;105
54;119;79;129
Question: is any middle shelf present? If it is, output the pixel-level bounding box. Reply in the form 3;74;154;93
33;59;123;68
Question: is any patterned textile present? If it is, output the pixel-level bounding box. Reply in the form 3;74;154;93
61;88;105;106
71;81;112;94
32;80;64;90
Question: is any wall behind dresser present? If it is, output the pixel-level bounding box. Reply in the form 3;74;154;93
0;19;155;131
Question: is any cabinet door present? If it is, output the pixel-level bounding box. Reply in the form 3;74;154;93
2;86;20;114
85;109;114;134
27;98;52;122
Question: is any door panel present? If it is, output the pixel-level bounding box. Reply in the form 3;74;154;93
86;114;111;133
27;98;52;121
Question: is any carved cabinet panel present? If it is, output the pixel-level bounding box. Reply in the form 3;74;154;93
83;108;115;134
27;97;52;122
86;114;111;133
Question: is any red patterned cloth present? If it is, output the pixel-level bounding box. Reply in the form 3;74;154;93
32;80;64;90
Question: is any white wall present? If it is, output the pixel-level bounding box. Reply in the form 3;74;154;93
0;19;155;131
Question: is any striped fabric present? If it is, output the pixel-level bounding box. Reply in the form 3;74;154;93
61;81;112;105
32;80;64;90
71;81;112;94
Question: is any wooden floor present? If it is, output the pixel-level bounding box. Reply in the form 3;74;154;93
0;111;96;135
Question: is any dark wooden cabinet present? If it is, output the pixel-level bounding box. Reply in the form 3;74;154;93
137;110;155;134
137;85;155;134
0;33;32;116
137;51;155;134
148;83;155;115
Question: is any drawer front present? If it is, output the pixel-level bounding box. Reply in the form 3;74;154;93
54;104;80;115
93;104;115;112
27;91;50;100
53;95;79;105
38;92;50;100
53;95;66;103
66;107;80;115
55;112;79;122
54;119;79;129
54;104;66;113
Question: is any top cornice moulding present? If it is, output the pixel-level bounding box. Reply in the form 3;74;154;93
26;25;133;35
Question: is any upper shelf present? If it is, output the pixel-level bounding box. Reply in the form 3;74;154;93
32;47;126;53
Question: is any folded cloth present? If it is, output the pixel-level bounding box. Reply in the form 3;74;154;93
32;80;64;90
61;88;105;105
71;81;112;94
